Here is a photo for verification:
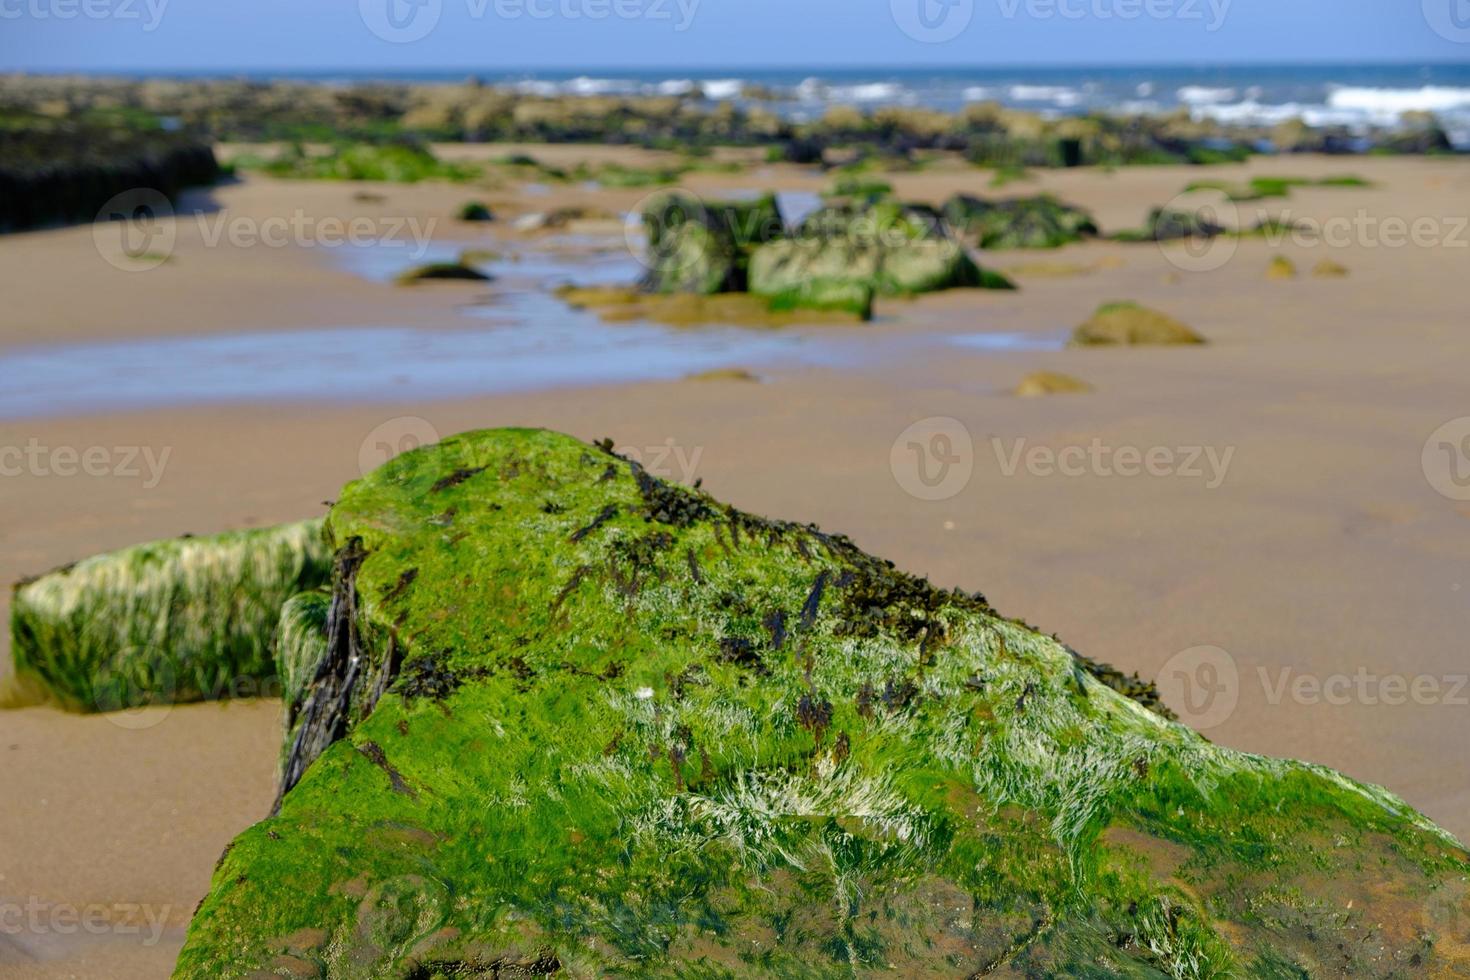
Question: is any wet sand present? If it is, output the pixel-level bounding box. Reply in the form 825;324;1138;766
2;150;1468;977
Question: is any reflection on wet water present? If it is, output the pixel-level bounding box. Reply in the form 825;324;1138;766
0;242;809;419
950;332;1068;352
0;235;1061;420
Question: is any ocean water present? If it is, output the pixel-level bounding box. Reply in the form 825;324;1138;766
188;63;1470;147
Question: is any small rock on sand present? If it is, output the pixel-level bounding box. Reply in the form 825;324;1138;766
1015;371;1093;396
1070;301;1205;346
1266;256;1298;280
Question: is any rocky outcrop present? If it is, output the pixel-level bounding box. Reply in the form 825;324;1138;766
748;200;1002;315
8;521;330;711
1113;207;1227;243
174;429;1468;979
942;193;1099;250
637;192;784;294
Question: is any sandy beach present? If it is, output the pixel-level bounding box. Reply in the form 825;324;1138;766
3;148;1469;977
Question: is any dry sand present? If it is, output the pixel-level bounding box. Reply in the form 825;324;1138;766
2;150;1468;977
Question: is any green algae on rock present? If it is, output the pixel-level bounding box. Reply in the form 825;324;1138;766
9;520;330;711
1112;207;1227;243
822;177;893;204
942;193;1099;250
637;191;785;295
747;200;1000;314
177;429;1470;979
1071;301;1207;346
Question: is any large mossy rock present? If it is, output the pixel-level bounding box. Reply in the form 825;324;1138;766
748;201;1003;316
638;192;784;294
177;429;1470;979
9;520;330;711
942;193;1098;250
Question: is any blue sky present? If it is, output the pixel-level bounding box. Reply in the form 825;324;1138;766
1;0;1466;72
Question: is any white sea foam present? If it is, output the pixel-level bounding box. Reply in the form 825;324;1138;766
700;78;746;100
1326;85;1470;118
829;82;906;103
1190;100;1354;128
1007;85;1081;107
1177;86;1237;105
565;76;631;96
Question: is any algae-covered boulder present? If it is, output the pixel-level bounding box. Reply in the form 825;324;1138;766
748;200;1000;316
1113;207;1226;243
9;520;330;711
177;429;1470;979
823;176;893;204
638;192;785;295
1071;301;1207;346
942;193;1098;250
